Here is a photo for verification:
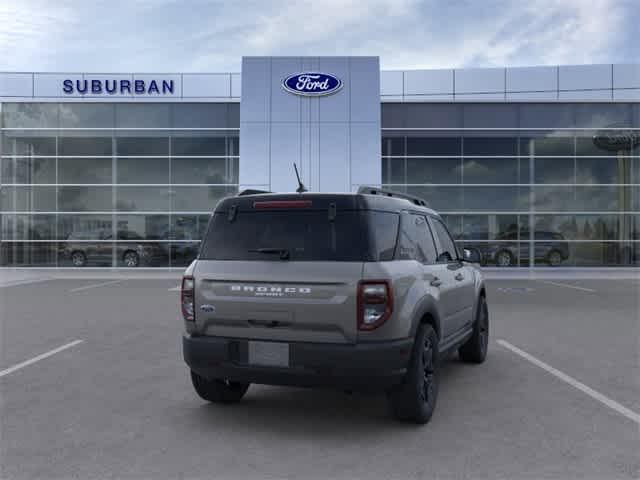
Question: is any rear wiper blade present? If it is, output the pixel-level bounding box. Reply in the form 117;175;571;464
248;248;290;260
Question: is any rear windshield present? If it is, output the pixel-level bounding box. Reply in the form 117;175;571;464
199;210;398;262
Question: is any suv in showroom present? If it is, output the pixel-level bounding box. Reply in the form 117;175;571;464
62;229;166;267
485;230;570;267
181;187;488;424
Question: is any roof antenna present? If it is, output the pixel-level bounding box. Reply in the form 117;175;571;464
293;163;308;193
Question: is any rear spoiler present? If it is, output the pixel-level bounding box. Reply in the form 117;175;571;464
238;189;272;196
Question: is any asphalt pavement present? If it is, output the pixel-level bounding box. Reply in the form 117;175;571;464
0;275;638;479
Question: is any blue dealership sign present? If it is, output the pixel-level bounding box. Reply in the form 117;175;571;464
62;77;176;96
282;72;343;96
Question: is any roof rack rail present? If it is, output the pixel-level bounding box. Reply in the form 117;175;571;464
357;186;430;207
238;189;272;196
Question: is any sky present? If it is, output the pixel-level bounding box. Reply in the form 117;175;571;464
0;0;638;73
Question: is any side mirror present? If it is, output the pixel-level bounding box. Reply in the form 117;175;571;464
463;247;482;264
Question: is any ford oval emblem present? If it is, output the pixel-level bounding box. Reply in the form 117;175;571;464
282;72;343;97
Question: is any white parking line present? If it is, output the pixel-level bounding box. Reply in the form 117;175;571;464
0;277;54;288
538;280;596;292
68;280;122;293
497;339;640;425
168;286;181;291
0;340;84;378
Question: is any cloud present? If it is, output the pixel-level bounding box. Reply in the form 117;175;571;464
0;0;636;72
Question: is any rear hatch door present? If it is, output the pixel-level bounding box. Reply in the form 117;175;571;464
193;198;367;344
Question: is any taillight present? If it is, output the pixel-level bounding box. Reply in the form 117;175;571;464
181;275;195;322
357;280;393;331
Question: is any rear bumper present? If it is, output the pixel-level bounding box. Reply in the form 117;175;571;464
183;334;413;390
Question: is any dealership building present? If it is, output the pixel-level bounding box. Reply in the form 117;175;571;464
0;57;638;268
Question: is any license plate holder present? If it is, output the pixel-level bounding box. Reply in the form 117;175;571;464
248;341;289;367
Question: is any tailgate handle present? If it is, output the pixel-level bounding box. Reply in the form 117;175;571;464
248;319;290;328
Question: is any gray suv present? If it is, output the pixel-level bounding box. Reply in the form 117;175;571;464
182;187;488;423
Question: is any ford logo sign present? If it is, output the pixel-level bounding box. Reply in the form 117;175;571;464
282;72;343;97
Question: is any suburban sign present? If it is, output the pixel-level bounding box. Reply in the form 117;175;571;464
282;72;343;96
62;78;176;95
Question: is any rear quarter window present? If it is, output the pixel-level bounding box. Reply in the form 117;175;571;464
363;211;399;261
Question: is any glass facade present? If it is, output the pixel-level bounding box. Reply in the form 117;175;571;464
1;101;638;268
382;103;640;267
0;103;239;267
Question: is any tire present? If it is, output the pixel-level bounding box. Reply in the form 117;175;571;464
122;250;140;267
190;370;250;404
547;250;563;266
71;251;87;267
388;324;439;424
458;295;489;364
495;250;513;267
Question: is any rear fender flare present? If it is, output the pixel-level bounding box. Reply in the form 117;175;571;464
409;295;442;340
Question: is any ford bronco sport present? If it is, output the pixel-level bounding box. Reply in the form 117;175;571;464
182;187;488;424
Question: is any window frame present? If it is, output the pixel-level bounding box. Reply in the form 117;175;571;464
394;211;439;265
428;215;461;264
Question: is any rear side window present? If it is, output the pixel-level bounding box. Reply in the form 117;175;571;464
430;217;458;262
200;210;366;261
364;211;399;261
395;213;437;263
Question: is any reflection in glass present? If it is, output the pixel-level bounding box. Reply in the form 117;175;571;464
115;242;169;267
382;157;406;184
576;157;630;184
116;137;169;156
59;104;115;128
171;186;237;212
1;157;56;183
58;158;112;184
462;158;518;184
116;157;170;184
115;104;171;128
459;241;523;267
462;215;488;240
116;187;171;212
1;136;56;155
171;215;210;241
406;137;461;156
533;186;574;211
58;137;112;156
381;137;405;156
406;158;461;184
463;137;517;156
403;186;463;212
574;186;622;211
172;136;227;156
520;136;573;156
171;157;236;184
460;214;520;240
0;242;59;266
535;242;639;266
172;104;232;128
462;186;528;211
58;186;113;212
58;215;113;240
115;215;169;240
60;242;114;267
534;158;574;184
1;186;57;212
1;214;56;240
534;214;638;241
169;242;200;267
1;103;58;128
